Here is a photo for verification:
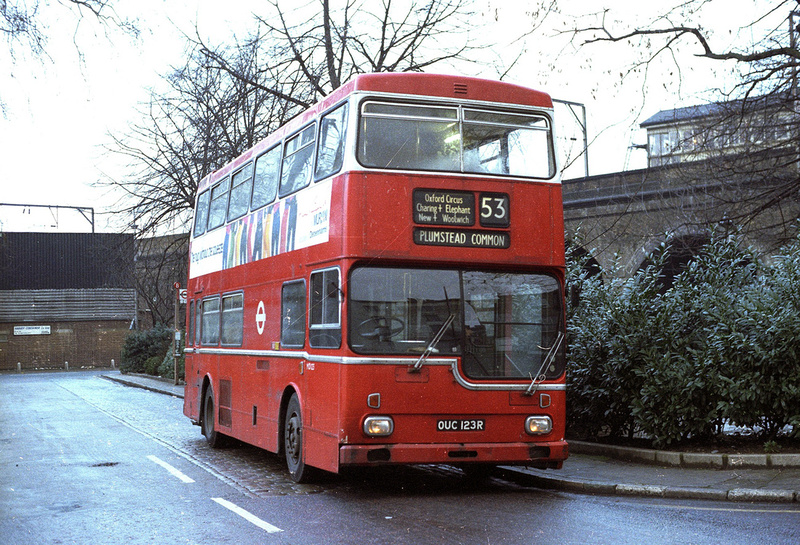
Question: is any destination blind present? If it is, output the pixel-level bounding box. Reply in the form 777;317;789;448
412;189;510;249
414;228;510;248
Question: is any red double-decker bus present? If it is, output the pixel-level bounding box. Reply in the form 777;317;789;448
184;73;568;482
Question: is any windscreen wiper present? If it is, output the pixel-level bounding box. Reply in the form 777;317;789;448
411;313;456;372
524;331;564;396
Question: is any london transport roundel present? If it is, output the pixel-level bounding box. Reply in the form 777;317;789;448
256;301;266;335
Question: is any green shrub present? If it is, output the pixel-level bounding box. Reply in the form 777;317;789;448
144;355;162;375
566;242;668;440
716;236;800;439
630;234;758;446
119;324;172;374
157;337;185;381
566;229;800;446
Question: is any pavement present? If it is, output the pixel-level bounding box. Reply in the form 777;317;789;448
101;371;800;503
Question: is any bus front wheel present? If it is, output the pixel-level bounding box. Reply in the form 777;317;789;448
284;393;314;483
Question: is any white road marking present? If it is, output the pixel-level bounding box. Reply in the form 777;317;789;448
212;497;284;534
146;455;195;483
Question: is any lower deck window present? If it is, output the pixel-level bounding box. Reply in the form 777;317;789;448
221;293;244;345
201;297;220;345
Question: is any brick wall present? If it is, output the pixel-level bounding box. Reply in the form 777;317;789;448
0;321;130;371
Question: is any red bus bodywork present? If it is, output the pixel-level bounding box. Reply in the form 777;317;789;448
184;73;568;480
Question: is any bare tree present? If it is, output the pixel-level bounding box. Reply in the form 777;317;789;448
2;0;138;113
107;0;480;238
199;0;476;107
104;41;294;238
134;234;189;328
565;1;800;247
106;40;299;325
2;0;138;61
106;0;486;321
2;0;47;59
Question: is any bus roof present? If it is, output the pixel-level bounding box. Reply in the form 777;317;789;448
348;73;553;109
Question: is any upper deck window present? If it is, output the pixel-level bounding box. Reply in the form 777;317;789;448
193;189;211;237
251;145;281;210
358;101;555;179
280;123;316;197
207;177;230;231
315;103;349;181
227;163;254;221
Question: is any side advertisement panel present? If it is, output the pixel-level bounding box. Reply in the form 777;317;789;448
190;180;332;279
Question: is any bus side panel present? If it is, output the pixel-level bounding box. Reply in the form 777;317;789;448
358;173;413;257
510;182;565;267
302;360;342;473
219;354;261;450
239;280;285;454
548;183;566;266
183;351;199;422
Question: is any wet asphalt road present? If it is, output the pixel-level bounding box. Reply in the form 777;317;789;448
2;371;799;544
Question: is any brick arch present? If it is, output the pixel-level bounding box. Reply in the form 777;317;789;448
636;231;712;290
562;161;799;282
566;241;603;279
621;224;707;276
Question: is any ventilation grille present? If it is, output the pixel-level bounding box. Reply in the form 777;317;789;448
219;380;232;427
453;83;468;96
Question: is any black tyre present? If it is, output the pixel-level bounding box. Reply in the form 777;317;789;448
284;393;314;483
202;386;225;448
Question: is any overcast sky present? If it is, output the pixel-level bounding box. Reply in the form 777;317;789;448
0;0;778;233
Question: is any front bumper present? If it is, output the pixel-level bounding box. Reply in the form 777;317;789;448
339;440;568;468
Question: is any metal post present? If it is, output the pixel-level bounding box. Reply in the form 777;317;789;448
173;283;179;385
0;203;94;231
791;12;799;99
173;282;181;386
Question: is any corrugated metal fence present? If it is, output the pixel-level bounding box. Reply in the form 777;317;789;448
0;289;136;322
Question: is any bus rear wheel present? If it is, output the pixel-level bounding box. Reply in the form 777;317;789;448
202;386;225;448
284;393;315;483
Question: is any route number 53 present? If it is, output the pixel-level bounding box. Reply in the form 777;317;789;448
479;193;510;227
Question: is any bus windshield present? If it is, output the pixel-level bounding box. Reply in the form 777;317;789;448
358;101;555;179
348;267;564;380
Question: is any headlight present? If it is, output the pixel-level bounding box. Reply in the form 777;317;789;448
525;415;552;435
363;416;394;437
